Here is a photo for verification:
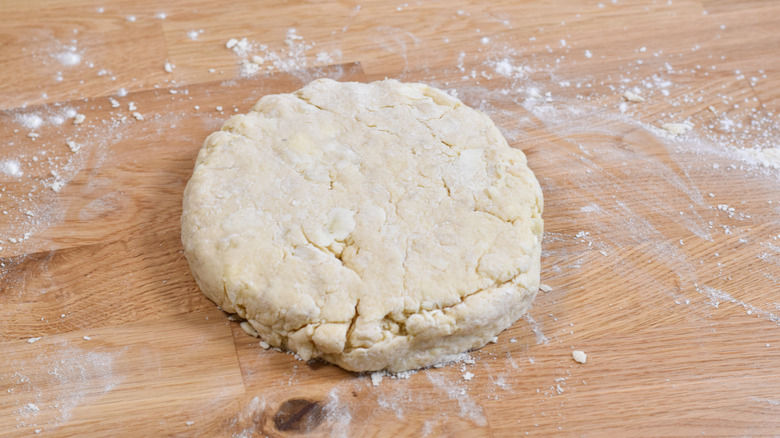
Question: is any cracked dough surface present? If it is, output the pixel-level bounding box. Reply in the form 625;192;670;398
181;78;543;372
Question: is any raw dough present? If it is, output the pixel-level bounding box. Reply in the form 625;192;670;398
181;78;543;372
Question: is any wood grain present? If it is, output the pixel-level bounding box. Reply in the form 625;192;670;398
1;0;779;436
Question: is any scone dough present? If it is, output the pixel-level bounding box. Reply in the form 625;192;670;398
181;79;543;372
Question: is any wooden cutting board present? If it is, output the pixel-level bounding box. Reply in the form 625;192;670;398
1;0;779;436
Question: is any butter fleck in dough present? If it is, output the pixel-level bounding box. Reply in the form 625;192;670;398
181;78;544;372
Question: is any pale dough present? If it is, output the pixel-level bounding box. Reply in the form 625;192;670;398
181;78;543;372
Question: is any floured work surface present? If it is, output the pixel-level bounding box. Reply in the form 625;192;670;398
1;1;780;436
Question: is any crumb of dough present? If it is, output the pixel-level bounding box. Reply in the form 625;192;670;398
371;371;385;386
661;122;691;136
73;113;86;125
66;140;81;152
572;350;587;364
240;321;258;337
539;283;552;293
622;91;645;102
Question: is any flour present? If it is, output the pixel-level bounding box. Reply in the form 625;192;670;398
54;46;82;67
324;388;353;438
0;159;23;177
0;100;146;252
426;372;487;426
225;29;343;78
740;147;780;169
523;314;549;345
699;285;780;325
750;396;780;407
16;113;44;129
187;29;204;41
5;340;120;432
13;106;77;130
227;395;267;438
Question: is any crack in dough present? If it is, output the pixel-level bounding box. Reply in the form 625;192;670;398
181;79;543;372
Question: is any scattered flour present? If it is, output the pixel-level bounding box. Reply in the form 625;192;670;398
225;29;342;77
16;113;43;129
750;396;780;407
699;285;780;325
187;29;204;40
5;341;120;432
324;388;353;438
1;159;23;177
579;204;601;213
740;147;780;169
54;49;82;67
523;314;549;345
426;372;487;426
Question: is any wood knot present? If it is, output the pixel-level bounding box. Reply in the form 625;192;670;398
273;398;324;432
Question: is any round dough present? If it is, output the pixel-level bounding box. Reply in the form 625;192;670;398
181;78;543;372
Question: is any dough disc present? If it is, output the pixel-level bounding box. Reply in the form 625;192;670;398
181;79;543;372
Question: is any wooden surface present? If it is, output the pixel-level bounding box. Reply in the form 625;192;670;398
1;0;779;436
